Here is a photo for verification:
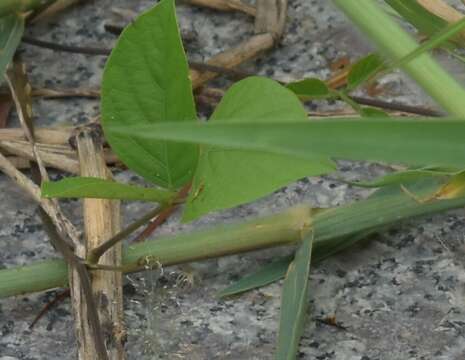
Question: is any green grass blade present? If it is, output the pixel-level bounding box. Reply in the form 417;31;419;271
384;0;447;37
386;17;465;73
110;119;465;169
42;177;175;203
347;168;456;188
276;234;313;360
333;0;465;116
217;255;293;298
0;14;24;80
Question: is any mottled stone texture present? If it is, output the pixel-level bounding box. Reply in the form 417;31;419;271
1;0;465;359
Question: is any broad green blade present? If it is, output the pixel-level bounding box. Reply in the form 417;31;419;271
101;0;198;189
0;14;24;81
276;234;313;360
109;119;465;169
0;0;55;17
183;77;335;222
42;177;175;203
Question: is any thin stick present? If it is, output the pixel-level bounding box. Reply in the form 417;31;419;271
132;181;191;243
20;37;252;80
88;206;165;264
184;0;256;16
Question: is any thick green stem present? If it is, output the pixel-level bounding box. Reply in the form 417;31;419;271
332;0;465;117
0;0;55;17
0;206;312;298
2;184;465;298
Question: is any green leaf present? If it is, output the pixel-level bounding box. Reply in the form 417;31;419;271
385;0;448;38
286;78;331;100
276;233;313;360
347;53;384;90
430;169;465;200
385;17;465;73
348;168;455;188
41;177;175;203
182;77;335;222
101;0;198;190
0;14;24;80
217;255;293;298
360;107;388;117
111;118;465;169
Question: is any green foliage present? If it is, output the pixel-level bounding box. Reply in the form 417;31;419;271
347;53;384;90
217;255;293;298
276;234;313;360
385;0;449;39
285;78;331;100
183;77;334;221
0;14;24;80
111;119;465;169
101;0;198;189
348;167;456;188
42;177;175;203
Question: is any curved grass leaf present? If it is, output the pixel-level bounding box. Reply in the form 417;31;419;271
385;0;448;38
286;78;331;100
347;53;384;90
276;234;313;360
110;118;465;169
430;169;465;200
0;14;24;81
386;17;465;73
42;177;175;203
217;255;293;298
183;77;335;222
101;0;198;190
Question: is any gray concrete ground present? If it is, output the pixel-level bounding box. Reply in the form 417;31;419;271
1;0;465;359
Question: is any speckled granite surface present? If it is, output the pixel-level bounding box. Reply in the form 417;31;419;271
1;0;465;359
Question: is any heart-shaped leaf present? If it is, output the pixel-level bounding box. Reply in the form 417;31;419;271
182;77;335;222
101;0;198;190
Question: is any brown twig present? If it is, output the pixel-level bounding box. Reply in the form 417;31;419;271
29;289;71;329
21;36;252;80
132;182;192;243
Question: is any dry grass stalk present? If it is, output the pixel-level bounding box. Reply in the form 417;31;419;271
185;0;256;16
32;87;100;99
0;140;79;173
31;0;84;23
417;0;464;23
254;0;287;39
0;127;73;145
190;33;274;88
75;126;125;360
